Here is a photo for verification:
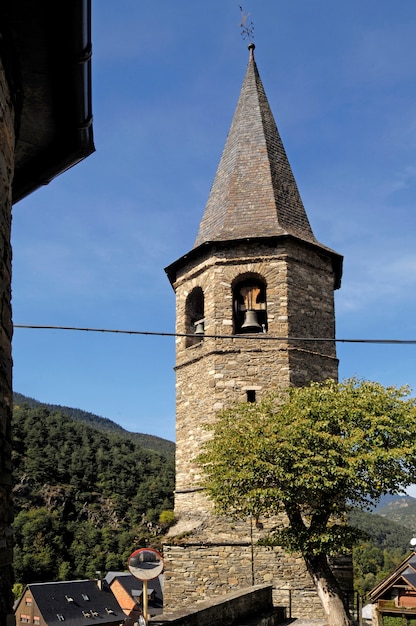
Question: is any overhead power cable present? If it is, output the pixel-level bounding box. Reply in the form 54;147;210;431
12;324;416;344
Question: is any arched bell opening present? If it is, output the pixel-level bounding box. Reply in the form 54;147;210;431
185;286;205;347
233;275;267;334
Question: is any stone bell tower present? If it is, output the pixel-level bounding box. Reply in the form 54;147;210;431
163;44;345;617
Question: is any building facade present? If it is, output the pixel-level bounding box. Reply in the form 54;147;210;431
105;572;163;622
368;552;416;625
14;580;123;626
0;2;94;622
163;44;346;617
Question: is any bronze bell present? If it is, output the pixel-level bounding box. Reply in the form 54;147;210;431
240;310;262;333
194;321;205;336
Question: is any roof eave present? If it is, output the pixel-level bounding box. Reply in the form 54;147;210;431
368;557;416;601
4;0;95;205
165;235;343;290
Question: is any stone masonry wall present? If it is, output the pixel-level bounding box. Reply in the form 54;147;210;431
163;494;348;619
163;546;325;620
172;240;338;508
163;237;346;615
0;51;16;625
164;509;352;615
152;585;285;626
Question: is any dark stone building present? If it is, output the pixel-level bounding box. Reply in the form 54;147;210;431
0;2;94;622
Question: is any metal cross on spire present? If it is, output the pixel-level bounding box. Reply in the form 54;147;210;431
239;5;254;41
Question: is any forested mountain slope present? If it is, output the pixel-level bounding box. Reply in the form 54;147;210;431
12;401;175;585
348;505;414;596
12;393;416;595
13;392;175;456
375;495;416;531
348;507;412;551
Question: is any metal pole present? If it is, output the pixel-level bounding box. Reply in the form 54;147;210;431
143;579;148;626
250;515;255;586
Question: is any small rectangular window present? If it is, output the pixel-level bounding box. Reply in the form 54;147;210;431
246;390;256;403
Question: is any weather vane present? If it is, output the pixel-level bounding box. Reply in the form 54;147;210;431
239;6;254;41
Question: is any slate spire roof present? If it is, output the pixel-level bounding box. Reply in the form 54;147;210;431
166;43;342;288
194;43;318;249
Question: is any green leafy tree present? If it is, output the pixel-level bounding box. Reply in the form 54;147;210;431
353;543;406;597
13;508;66;582
197;378;416;626
159;510;176;529
12;583;24;602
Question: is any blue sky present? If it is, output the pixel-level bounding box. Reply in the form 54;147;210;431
11;1;416;446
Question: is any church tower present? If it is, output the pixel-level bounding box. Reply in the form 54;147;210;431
163;44;345;617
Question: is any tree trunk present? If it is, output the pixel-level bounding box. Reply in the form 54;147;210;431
303;553;353;626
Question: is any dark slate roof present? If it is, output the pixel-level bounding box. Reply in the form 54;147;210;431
401;566;416;590
27;579;123;626
105;572;163;615
166;44;342;289
194;43;316;248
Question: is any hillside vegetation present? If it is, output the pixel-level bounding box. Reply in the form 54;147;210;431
375;495;416;531
349;505;413;597
13;392;175;457
12;393;416;597
12;396;175;584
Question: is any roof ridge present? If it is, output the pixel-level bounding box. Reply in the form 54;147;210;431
29;579;91;586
